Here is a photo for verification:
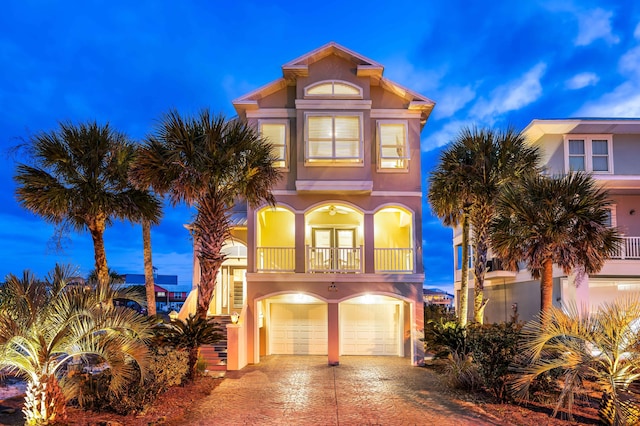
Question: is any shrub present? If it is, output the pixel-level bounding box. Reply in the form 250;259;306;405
76;346;189;415
443;352;480;390
424;319;470;359
468;321;523;402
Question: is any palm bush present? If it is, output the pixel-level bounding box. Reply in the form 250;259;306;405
157;314;223;380
0;265;153;425
513;297;640;425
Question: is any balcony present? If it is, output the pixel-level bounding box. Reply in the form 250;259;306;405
611;237;640;260
374;248;413;273
307;246;362;273
256;247;296;272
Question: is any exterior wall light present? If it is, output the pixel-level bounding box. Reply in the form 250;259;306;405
231;311;240;324
168;310;179;321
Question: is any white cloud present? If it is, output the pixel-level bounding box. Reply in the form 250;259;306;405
421;119;475;151
470;63;547;119
432;85;476;119
576;82;640;117
575;8;620;46
565;72;599;89
635;22;640;40
619;46;640;77
381;56;445;95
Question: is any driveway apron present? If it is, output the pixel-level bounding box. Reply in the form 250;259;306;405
175;355;503;425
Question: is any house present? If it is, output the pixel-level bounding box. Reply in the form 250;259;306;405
122;271;185;312
452;118;640;323
181;42;434;369
423;288;454;310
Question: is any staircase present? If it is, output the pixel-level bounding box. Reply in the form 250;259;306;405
199;315;231;372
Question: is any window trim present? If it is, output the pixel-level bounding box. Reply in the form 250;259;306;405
304;80;363;99
563;134;613;174
377;120;410;172
304;112;364;166
258;119;290;171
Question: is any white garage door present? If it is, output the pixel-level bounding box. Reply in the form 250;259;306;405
341;303;399;356
270;303;328;355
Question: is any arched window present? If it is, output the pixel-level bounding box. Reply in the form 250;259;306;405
304;80;362;98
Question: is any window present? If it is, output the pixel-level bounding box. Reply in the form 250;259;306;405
259;120;289;169
377;121;409;170
604;206;617;228
305;113;362;164
564;135;612;173
304;80;362;98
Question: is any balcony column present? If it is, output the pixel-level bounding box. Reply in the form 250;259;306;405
364;213;375;273
295;213;306;273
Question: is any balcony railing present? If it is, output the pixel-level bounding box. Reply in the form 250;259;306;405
256;247;296;272
374;248;413;273
612;237;640;260
307;246;362;273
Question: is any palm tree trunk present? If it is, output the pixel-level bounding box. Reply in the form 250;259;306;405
459;212;470;327
88;214;109;286
540;258;554;319
194;196;231;319
472;209;491;324
143;219;156;316
23;373;67;425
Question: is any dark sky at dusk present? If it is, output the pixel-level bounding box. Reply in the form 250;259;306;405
2;1;639;291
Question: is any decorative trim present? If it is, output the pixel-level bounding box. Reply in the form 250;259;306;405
246;272;425;283
295;99;372;110
295;180;373;194
371;109;422;119
246;109;296;119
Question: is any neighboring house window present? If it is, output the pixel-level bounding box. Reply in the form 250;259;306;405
304;80;362;98
157;291;165;297
305;113;362;164
259;120;289;170
377;120;409;171
564;135;613;173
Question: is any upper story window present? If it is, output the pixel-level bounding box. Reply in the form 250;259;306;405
304;80;362;98
604;205;617;228
259;120;289;170
377;120;409;171
564;135;613;173
305;112;363;164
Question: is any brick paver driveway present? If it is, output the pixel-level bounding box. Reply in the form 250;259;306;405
174;355;502;425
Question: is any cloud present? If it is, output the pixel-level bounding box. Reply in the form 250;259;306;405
619;46;640;78
432;85;476;119
470;63;547;120
421;119;475;151
381;56;445;95
565;72;599;89
635;22;640;40
576;82;640;117
575;8;620;46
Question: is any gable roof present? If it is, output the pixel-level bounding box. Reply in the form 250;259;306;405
232;41;435;122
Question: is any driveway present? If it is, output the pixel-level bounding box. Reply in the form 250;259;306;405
173;355;503;425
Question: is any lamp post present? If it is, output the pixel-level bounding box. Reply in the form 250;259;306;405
168;310;179;322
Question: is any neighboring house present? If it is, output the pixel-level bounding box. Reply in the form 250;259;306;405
182;42;434;369
452;118;640;323
123;271;185;312
423;288;454;310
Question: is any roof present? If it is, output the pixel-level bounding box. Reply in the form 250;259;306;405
523;118;640;143
232;41;435;123
124;273;178;286
154;284;169;293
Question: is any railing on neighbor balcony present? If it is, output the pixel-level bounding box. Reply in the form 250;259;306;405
611;237;640;260
307;246;362;273
256;247;296;272
374;248;413;273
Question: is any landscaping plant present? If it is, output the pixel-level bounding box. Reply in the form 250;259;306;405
513;298;640;425
0;264;153;425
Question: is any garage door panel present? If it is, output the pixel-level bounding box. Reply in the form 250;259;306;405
270;303;327;355
341;303;399;356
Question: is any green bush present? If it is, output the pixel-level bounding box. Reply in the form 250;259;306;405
424;319;470;359
468;321;523;402
75;346;189;415
443;351;480;390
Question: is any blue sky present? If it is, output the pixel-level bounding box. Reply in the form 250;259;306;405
1;1;639;292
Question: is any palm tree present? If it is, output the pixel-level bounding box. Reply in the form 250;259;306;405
513;298;640;424
490;172;620;315
142;219;157;316
130;109;281;319
428;142;474;326
14;121;162;285
0;264;153;425
439;126;540;323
